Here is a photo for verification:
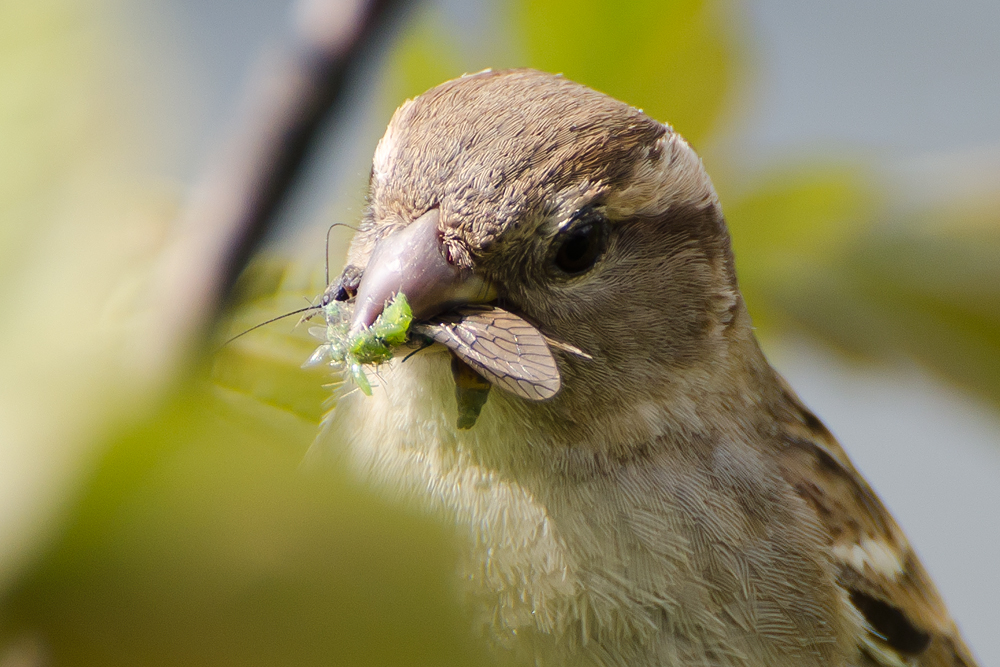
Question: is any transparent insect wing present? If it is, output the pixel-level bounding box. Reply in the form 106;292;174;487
414;306;560;401
303;344;331;368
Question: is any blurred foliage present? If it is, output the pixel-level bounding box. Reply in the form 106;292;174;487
1;263;491;667
514;0;734;146
0;1;108;273
720;166;880;336
1;0;999;665
0;0;178;594
780;213;1000;406
381;10;470;111
384;0;734;146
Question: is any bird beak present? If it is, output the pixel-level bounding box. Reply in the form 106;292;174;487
349;208;496;333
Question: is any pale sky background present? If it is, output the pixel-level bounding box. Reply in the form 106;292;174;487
135;0;1000;661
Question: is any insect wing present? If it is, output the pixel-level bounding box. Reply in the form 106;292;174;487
414;307;560;400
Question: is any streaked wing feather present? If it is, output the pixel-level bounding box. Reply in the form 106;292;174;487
413;306;560;401
775;376;979;667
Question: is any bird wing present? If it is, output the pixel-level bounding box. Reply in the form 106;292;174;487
773;376;979;667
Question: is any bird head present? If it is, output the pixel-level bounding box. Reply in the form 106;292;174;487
331;69;758;445
319;70;979;667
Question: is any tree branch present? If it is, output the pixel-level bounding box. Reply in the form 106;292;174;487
139;0;410;378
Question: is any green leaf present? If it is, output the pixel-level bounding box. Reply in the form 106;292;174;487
380;9;470;113
513;0;735;143
722;165;879;333
2;259;491;666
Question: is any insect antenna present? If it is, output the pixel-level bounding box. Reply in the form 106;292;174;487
219;304;322;349
222;221;360;351
402;338;434;363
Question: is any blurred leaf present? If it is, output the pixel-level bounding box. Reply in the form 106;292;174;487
380;9;470;114
213;259;331;424
382;0;736;146
514;0;736;144
725;171;1000;407
0;0;108;271
0;0;178;590
722;165;879;332
0;259;491;667
782;223;1000;407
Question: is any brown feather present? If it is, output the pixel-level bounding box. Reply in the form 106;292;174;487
325;68;981;667
774;378;978;666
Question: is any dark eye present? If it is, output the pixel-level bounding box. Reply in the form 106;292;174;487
552;216;607;276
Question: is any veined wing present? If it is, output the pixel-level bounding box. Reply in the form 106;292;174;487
412;306;560;401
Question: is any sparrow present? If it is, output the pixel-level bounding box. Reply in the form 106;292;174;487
318;68;979;667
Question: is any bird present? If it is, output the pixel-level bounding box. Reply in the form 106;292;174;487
317;68;979;667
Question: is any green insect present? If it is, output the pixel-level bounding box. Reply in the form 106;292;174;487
305;292;413;395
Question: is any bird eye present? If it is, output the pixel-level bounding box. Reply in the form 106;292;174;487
551;215;607;276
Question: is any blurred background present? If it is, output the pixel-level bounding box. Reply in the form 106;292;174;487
0;0;998;664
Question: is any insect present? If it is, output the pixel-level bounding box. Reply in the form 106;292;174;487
233;224;588;424
304;292;414;396
412;306;562;401
305;291;588;427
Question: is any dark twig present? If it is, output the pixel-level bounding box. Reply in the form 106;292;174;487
141;0;410;375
